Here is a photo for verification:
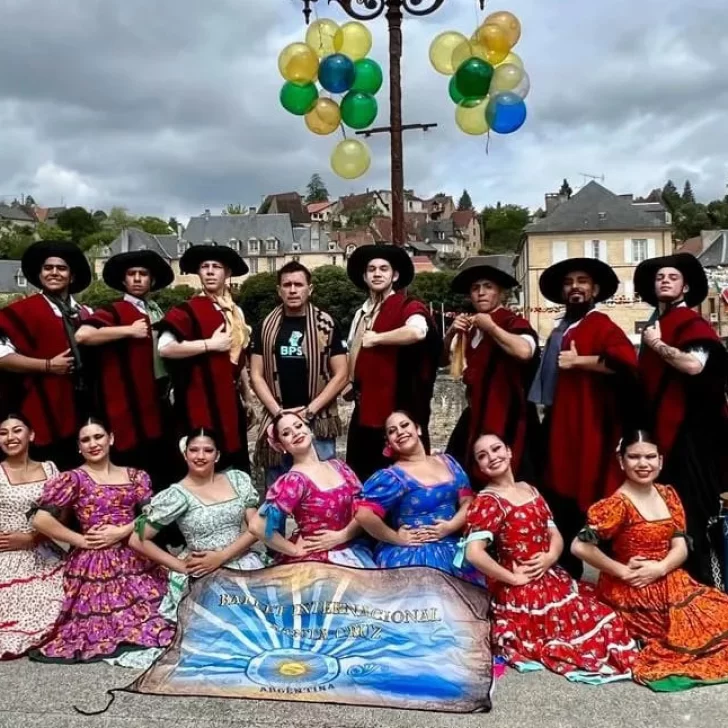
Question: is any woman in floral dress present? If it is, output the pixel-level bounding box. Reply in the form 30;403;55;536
250;412;374;566
354;411;478;580
0;414;64;659
113;428;266;668
29;418;173;662
458;433;637;683
572;429;728;691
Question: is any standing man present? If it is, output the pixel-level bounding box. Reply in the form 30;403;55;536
249;261;348;484
75;250;177;488
157;244;253;472
444;257;540;485
0;241;92;469
529;257;638;578
635;252;728;587
345;244;440;483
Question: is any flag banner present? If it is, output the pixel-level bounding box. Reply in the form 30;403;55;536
131;562;493;713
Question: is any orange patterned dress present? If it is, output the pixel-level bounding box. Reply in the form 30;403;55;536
585;485;728;691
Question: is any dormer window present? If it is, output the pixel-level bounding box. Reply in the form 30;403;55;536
265;237;277;253
177;242;188;256
327;241;337;251
292;242;301;252
101;246;112;257
14;270;26;288
248;238;259;254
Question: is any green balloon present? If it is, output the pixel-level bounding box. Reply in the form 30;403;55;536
340;91;378;130
448;76;482;107
454;57;494;100
280;81;318;116
352;58;383;95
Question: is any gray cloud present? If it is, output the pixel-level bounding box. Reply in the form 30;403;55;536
1;0;727;222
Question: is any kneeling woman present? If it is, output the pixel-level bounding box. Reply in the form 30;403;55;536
572;430;728;692
29;418;173;663
459;433;637;683
250;412;374;567
354;411;479;581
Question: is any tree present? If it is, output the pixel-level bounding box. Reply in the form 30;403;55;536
559;179;573;199
235;273;279;328
662;180;681;213
305;173;330;204
311;266;366;330
674;202;711;242
136;216;172;235
457;190;474;211
25;195;36;206
168;217;180;233
480;203;531;253
92;209;108;222
56;206;99;244
77;280;118;309
408;271;464;311
345;203;379;230
106;206;136;232
224;204;244;215
36;223;71;242
0;224;35;260
151;285;197;312
79;229;116;254
682;180;696;205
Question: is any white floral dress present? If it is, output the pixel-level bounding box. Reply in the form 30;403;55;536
0;462;64;659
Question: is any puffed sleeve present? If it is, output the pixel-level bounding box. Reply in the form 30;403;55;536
580;495;628;542
661;485;689;539
43;461;59;479
355;468;405;518
258;472;307;539
31;470;82;519
226;469;260;509
131;469;153;510
144;486;190;528
464;493;506;539
442;454;473;500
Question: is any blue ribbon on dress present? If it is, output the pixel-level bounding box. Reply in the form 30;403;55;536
258;502;287;540
453;530;493;569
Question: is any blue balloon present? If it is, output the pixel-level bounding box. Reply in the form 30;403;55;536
318;53;356;94
486;92;527;134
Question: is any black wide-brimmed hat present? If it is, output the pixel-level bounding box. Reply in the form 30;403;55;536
179;243;248;277
21;240;92;294
539;257;619;304
633;252;708;308
451;255;519;294
346;244;414;291
103;250;174;292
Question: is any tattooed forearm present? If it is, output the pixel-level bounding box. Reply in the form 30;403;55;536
654;341;680;362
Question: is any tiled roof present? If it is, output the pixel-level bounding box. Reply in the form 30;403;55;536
698;231;728;267
525;181;671;234
412;256;437;273
0;204;34;223
677;236;706;256
307;201;333;214
452;210;477;228
259;193;310;224
0;259;34;294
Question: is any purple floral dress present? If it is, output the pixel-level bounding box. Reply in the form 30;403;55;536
260;459;375;567
30;468;174;662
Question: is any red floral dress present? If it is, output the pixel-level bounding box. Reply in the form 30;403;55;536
464;488;637;682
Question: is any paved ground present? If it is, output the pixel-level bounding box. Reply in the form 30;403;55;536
2;658;726;728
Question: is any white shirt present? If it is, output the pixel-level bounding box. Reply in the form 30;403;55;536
469;307;537;356
123;293;149;315
347;290;428;347
0;294;92;359
157;297;245;351
674;303;709;369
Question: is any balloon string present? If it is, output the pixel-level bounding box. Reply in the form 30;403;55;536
485;130;490;155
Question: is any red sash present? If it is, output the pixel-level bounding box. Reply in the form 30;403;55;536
85;301;163;452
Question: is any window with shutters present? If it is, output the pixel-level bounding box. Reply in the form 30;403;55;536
249;258;258;275
551;240;568;263
267;257;276;273
590;240;601;259
632;239;647;263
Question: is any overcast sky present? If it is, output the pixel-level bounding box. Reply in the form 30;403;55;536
1;0;727;223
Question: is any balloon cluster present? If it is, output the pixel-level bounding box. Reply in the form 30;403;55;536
429;10;529;136
278;19;383;180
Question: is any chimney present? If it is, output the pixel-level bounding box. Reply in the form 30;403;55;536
544;193;568;216
204;209;210;220
248;206;256;215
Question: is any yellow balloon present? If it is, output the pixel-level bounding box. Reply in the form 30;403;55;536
469;32;508;64
334;21;372;61
498;51;524;69
485;11;522;48
305;18;339;58
429;31;468;75
278;42;319;83
451;41;473;70
331;139;371;179
305;98;341;135
490;63;525;93
455;97;490;136
477;23;513;55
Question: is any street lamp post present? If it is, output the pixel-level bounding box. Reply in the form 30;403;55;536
299;0;486;246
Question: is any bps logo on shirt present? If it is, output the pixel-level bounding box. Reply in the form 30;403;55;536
280;331;304;357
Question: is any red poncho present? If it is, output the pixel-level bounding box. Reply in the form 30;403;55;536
544;311;638;512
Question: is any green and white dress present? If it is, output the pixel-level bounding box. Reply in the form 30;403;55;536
109;469;266;669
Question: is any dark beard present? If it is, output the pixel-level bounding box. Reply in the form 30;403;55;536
564;300;595;323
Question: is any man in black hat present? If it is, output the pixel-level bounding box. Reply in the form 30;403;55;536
157;244;253;472
444;256;540;485
529;258;638;578
75;250;177;488
345;244;440;482
0;241;93;469
635;252;728;586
